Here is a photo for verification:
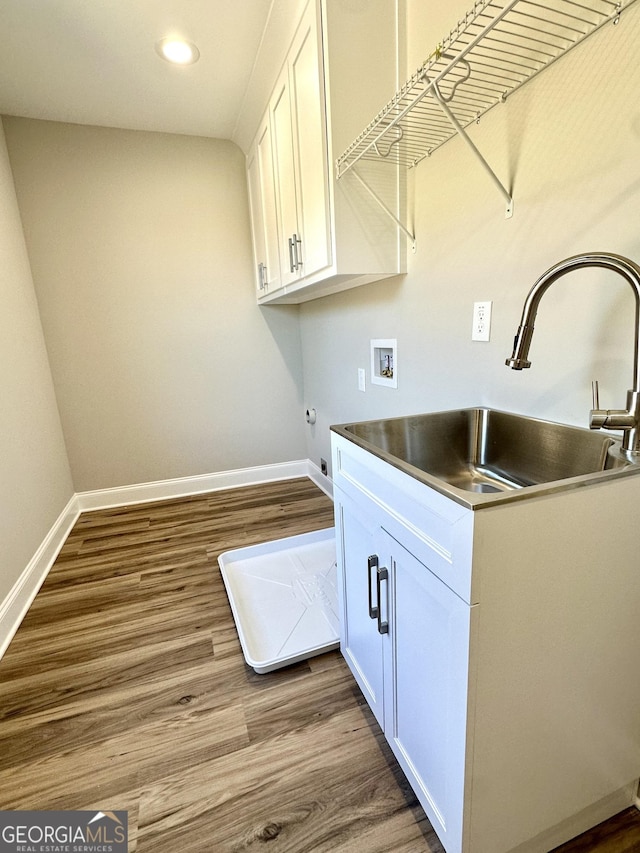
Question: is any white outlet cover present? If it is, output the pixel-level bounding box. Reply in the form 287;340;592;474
472;301;492;342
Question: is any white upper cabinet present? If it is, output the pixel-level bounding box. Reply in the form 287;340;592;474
245;0;405;305
246;112;282;297
271;2;331;289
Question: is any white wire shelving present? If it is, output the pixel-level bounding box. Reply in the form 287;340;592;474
335;0;638;234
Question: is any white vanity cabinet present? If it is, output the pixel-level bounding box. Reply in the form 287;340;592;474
331;431;640;853
246;0;404;305
333;439;474;853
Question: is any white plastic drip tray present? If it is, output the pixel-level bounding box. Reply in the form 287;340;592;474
218;528;338;674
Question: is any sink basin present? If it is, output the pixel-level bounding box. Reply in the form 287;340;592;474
331;408;628;503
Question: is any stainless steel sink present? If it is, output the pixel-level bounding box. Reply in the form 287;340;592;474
331;408;634;506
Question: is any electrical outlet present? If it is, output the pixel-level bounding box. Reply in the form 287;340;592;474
472;301;492;341
358;368;366;392
320;458;328;475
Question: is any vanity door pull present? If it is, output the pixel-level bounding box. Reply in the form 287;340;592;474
376;565;389;635
367;555;379;619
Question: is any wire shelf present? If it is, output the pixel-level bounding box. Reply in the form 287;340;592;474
336;0;635;178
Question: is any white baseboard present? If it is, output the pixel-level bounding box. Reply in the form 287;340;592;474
1;460;334;662
76;459;333;511
0;495;80;660
306;460;333;500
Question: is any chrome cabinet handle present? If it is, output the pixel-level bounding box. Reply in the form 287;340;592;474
288;237;295;273
257;262;267;289
376;565;389;635
288;234;303;272
293;233;302;270
367;555;379;619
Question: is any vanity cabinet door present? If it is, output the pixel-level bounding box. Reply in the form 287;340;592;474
334;488;385;727
384;532;472;853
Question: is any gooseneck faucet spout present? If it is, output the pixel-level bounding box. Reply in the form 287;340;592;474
506;252;640;457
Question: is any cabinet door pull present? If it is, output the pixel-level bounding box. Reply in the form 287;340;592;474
367;555;379;619
288;236;296;273
293;233;302;270
376;565;389;635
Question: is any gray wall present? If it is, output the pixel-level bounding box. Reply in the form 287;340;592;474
0;120;74;602
299;0;640;472
4;119;307;491
3;0;640;588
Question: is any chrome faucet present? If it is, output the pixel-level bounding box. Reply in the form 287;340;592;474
506;252;640;457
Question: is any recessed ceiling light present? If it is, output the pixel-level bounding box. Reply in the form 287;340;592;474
155;38;200;65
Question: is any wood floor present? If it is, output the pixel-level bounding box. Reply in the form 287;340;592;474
0;477;638;852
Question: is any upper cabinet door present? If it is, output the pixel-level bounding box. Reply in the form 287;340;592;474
246;143;266;297
255;116;282;293
246;113;282;297
270;1;331;288
288;2;331;281
270;67;300;288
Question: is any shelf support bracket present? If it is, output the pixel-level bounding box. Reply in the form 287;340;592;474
431;81;513;219
349;168;416;251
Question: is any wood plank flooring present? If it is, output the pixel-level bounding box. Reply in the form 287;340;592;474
0;477;638;852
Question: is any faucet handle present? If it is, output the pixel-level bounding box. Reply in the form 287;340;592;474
590;379;610;430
